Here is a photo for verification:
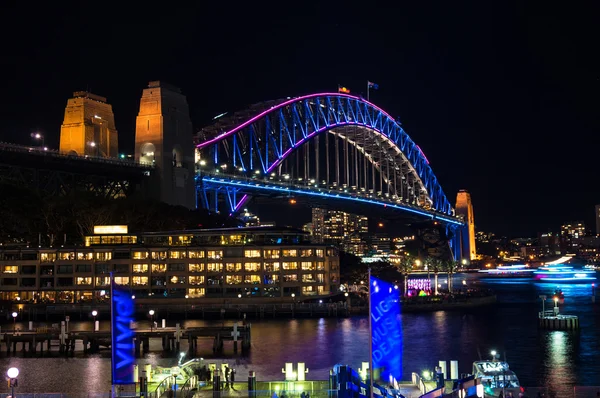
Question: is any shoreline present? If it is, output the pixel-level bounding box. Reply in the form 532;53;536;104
1;295;497;321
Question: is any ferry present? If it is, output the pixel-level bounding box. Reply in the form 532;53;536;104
478;264;535;278
534;264;597;284
472;360;522;398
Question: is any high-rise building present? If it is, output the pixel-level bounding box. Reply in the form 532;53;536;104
595;205;600;236
455;190;476;261
560;221;585;252
311;208;368;255
135;81;195;209
59;91;118;157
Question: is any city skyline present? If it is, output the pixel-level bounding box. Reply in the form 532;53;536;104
1;3;598;236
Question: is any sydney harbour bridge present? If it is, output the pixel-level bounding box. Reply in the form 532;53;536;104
195;93;464;259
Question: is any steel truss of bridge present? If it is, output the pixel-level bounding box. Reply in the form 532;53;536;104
0;142;153;198
196;93;462;226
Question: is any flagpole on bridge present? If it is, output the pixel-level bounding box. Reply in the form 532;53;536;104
366;81;370;102
368;267;374;398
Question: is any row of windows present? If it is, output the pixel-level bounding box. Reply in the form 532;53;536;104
10;249;329;262
2;261;330;274
3;273;330;287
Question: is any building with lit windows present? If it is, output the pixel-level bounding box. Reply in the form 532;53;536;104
560;221;585;252
311;208;368;255
0;226;339;303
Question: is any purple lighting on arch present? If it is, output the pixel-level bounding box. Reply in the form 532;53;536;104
196;92;398;150
232;194;249;213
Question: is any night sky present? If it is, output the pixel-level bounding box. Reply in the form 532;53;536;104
1;3;598;237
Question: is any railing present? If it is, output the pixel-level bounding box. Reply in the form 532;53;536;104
0;141;153;169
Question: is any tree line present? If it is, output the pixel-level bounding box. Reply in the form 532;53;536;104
0;183;239;247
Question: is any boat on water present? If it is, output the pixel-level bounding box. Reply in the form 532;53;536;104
478;264;535;278
472;360;522;398
534;264;597;284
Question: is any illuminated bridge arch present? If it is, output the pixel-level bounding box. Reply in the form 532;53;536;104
196;93;459;226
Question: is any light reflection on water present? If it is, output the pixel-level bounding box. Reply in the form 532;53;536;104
0;273;598;394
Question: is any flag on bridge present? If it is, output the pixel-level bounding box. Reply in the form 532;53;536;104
368;271;402;394
367;81;379;90
338;85;351;94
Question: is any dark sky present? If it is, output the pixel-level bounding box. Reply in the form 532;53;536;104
1;3;599;237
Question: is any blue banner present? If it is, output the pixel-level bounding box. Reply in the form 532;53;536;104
111;273;135;385
370;275;402;385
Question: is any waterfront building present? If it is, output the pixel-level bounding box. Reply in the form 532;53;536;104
455;190;476;262
0;226;339;303
135;81;196;209
59;91;118;157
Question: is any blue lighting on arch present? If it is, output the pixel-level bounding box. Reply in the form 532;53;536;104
110;273;135;385
200;175;463;226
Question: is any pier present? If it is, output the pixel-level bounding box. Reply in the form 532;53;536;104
0;323;251;357
538;294;579;330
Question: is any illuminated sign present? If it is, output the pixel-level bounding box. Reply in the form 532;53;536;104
94;225;128;234
111;273;135;384
370;276;402;385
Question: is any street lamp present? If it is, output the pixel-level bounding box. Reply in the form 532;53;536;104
92;310;98;330
32;132;44;147
237;293;242;298
7;367;19;398
89;141;99;157
490;350;497;361
149;310;155;332
11;312;17;334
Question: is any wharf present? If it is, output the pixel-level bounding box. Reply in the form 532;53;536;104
0;324;251;356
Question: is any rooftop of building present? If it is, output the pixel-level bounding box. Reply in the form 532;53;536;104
140;225;308;236
147;81;182;93
72;91;107;103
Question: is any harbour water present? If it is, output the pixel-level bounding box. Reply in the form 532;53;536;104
0;273;598;395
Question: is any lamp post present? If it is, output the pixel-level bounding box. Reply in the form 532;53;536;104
149;310;155;332
92;310;98;331
32;132;44;147
11;312;17;334
7;367;19;398
89;141;99;157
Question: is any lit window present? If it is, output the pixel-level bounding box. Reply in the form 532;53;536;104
188;251;204;259
282;250;297;257
244;274;261;284
189;276;205;285
226;263;242;272
95;252;112;261
96;276;110;286
244;262;261;272
226;275;242;284
76;252;93;260
301;262;315;270
132;264;148;273
3;266;18;274
169;251;187;259
132;276;149;286
302;274;316;282
114;277;129;286
132;251;149;260
188;288;205;298
264;262;280;272
282;262;297;270
189;263;204;273
207;263;223;272
244;250;261;258
152;264;167;273
315;249;324;258
76;277;92;285
300;249;313;257
207;251;223;260
264;250;280;259
152;251;167;260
